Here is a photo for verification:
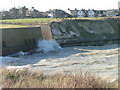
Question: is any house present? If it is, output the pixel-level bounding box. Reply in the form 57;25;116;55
48;9;70;18
19;6;28;18
26;7;38;18
1;11;14;19
69;9;107;18
77;9;85;18
105;9;119;17
9;7;19;18
41;11;50;18
68;9;78;17
93;10;105;17
96;11;102;17
1;11;11;17
26;7;43;18
97;10;107;17
87;10;95;18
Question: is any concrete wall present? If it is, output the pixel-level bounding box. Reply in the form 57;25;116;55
1;27;42;55
40;24;52;40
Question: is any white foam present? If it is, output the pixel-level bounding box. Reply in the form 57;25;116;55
37;40;62;53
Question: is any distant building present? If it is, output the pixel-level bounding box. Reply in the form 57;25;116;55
1;11;11;17
48;9;71;18
9;7;19;18
88;10;95;18
41;11;50;18
77;9;85;18
0;11;13;19
68;9;78;17
105;9;119;17
69;9;107;18
26;7;43;18
97;10;107;17
19;6;28;18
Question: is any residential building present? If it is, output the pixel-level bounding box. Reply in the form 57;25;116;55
26;7;43;18
68;9;78;17
9;7;19;18
105;9;119;17
48;9;71;18
77;9;85;18
88;10;95;18
41;11;50;18
19;6;28;18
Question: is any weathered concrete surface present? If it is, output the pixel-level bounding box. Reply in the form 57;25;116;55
39;24;52;40
1;27;42;56
50;18;120;45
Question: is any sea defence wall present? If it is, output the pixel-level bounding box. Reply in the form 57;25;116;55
50;18;120;46
1;27;42;56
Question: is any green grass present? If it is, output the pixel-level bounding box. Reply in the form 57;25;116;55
0;17;108;25
1;18;58;24
0;24;29;28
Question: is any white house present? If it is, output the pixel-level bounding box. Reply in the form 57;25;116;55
96;11;102;17
48;12;54;18
88;10;95;18
77;10;85;18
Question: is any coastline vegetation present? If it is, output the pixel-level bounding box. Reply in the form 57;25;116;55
1;18;57;24
0;17;108;25
0;68;118;88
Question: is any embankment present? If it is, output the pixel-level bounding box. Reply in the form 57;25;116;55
50;18;120;46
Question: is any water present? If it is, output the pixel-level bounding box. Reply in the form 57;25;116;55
37;40;62;53
0;40;119;83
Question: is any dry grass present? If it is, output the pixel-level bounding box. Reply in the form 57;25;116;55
0;68;118;88
0;24;29;28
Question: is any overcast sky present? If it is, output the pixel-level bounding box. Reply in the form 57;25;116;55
0;0;119;12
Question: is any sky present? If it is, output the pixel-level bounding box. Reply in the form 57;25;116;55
0;0;119;12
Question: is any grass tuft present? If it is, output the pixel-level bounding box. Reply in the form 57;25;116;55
0;68;118;88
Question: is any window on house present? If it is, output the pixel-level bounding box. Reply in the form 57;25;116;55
2;41;6;47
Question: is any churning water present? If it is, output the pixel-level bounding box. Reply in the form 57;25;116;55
37;40;62;53
1;40;119;83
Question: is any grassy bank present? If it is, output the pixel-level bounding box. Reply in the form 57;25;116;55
1;18;57;24
0;68;118;88
0;17;109;25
